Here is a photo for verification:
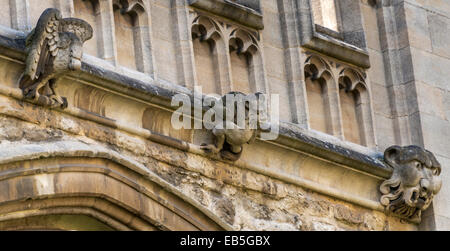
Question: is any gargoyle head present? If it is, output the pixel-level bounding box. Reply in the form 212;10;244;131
58;32;83;71
221;91;265;126
380;145;442;223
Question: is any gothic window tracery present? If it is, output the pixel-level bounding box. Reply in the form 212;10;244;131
303;54;375;147
338;68;374;146
229;29;259;94
304;56;334;134
189;11;267;96
191;15;222;94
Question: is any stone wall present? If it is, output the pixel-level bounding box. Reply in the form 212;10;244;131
0;0;448;230
0;97;415;231
390;0;450;230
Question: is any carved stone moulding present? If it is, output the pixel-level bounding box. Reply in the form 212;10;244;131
303;51;376;147
189;10;266;94
380;145;443;223
19;8;93;109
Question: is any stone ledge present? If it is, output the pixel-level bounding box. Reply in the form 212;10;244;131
189;0;264;30
278;124;391;179
302;31;371;68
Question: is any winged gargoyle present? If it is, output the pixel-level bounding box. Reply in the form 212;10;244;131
19;8;93;108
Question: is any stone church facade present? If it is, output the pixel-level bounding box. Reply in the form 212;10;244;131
0;0;448;231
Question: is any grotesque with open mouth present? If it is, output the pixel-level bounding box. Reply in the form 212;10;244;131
380;145;442;223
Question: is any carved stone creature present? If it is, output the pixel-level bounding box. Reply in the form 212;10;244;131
380;145;442;223
19;8;93;108
201;92;266;161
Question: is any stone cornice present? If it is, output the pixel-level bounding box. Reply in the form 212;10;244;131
277;126;391;179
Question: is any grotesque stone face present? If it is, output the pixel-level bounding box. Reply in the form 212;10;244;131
380;146;442;223
201;92;267;161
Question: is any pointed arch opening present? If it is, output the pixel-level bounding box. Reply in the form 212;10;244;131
191;16;222;95
304;56;338;135
229;29;265;94
339;77;363;145
112;0;150;73
338;68;375;146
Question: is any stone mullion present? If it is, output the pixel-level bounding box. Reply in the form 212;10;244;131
97;0;117;65
223;30;234;94
130;9;152;75
10;0;30;30
258;48;270;95
358;98;376;147
213;38;233;95
133;24;153;75
173;0;196;89
358;75;377;148
278;0;308;126
327;78;344;140
136;6;156;77
248;44;269;95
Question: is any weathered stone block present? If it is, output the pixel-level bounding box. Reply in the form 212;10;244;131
370;83;392;117
360;3;381;51
404;3;432;52
264;46;286;80
433;155;450;219
421;113;450;157
261;7;283;49
404;0;450;16
0;0;11;28
367;48;386;86
267;77;292;122
416;82;446;120
410;47;450;91
151;4;174;42
373;113;396;151
428;13;450;59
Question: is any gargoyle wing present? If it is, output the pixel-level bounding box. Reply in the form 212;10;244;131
59;18;93;43
23;8;62;82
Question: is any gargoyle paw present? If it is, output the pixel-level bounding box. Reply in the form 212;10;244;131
61;97;68;109
200;144;220;154
49;95;68;109
23;88;38;100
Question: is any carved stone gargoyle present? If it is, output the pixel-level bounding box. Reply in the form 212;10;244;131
380;145;443;223
201;92;269;161
19;8;93;108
